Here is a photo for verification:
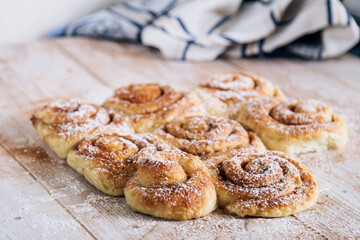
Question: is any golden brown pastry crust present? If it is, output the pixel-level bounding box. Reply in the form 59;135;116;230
154;116;265;156
124;149;217;220
31;100;133;159
29;78;331;221
103;83;206;133
67;133;164;196
236;98;348;155
204;149;318;217
195;72;285;118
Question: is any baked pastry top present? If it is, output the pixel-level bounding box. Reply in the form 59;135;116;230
103;83;206;133
67;133;164;196
203;149;319;217
124;148;217;220
31;99;133;158
236;98;348;155
154;115;265;156
30;74;345;220
195;72;284;118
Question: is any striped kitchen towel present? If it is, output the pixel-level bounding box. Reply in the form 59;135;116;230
50;0;359;61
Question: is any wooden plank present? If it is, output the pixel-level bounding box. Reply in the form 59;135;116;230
227;57;360;108
53;38;328;238
55;38;360;239
0;41;118;239
137;211;323;240
294;149;360;239
0;39;322;239
0;40;113;106
1;38;359;239
0;146;92;239
295;54;360;90
54;38;237;91
0;40;169;240
227;57;360;239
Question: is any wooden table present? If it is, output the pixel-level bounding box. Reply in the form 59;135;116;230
0;38;359;240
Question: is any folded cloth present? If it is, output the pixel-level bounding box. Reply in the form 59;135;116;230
50;0;359;61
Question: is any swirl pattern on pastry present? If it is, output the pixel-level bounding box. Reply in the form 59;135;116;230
196;72;285;118
201;72;282;102
270;100;333;125
204;149;318;217
67;133;164;196
103;83;182;115
31;100;133;158
154;116;265;156
236;98;348;155
124;149;217;220
32;100;109;137
103;83;205;133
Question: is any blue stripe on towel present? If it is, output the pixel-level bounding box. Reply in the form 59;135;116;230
258;39;265;57
160;0;178;17
158;26;169;34
221;35;239;44
326;0;333;25
155;25;187;41
346;9;351;25
207;15;232;34
242;44;248;58
270;11;292;27
181;40;195;61
243;0;274;5
176;17;191;35
317;31;324;60
135;0;178;43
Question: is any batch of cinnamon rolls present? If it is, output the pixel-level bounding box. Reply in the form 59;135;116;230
31;72;347;220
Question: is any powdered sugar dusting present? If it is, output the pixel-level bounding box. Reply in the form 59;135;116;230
156;116;255;156
200;72;277;103
21;73;360;239
270;100;333;125
240;97;343;136
204;150;317;217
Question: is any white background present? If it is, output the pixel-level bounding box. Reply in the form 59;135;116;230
0;0;123;46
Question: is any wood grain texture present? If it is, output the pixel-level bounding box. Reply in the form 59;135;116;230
0;38;359;239
228;56;360;239
0;146;92;239
54;38;236;90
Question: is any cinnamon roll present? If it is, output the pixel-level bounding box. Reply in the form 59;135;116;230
67;133;164;196
195;72;285;118
103;83;206;133
154;116;265;156
203;149;318;217
236;98;348;155
31;100;133;159
124;149;217;220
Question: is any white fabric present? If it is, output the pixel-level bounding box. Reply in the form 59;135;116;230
52;0;359;61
